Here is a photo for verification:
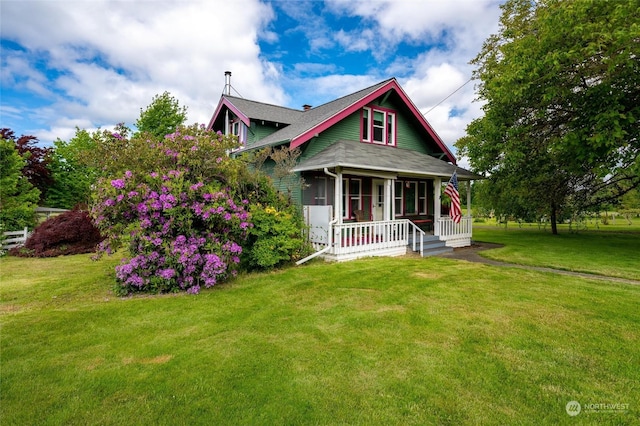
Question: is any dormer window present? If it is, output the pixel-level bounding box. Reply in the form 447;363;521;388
362;106;396;146
229;119;246;144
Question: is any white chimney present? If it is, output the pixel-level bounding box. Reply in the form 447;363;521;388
224;71;232;95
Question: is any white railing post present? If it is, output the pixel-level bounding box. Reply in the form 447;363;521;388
407;220;425;256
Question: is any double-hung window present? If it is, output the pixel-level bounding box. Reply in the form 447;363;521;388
394;181;403;217
362;107;396;146
419;182;428;214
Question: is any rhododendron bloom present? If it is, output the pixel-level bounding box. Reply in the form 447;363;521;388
111;179;125;189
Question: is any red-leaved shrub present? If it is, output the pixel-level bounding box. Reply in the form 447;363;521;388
11;209;104;257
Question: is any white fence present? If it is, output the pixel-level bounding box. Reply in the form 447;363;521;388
2;227;30;250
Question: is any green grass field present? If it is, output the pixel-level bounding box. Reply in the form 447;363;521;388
472;226;640;280
1;228;639;425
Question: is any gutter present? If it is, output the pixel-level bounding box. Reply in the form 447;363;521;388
295;167;339;265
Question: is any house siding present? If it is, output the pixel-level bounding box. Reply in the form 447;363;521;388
246;121;285;147
297;99;438;160
261;158;303;207
299;112;361;161
396;112;432;154
373;96;432;155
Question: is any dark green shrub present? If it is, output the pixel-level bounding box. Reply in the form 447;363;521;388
245;203;311;269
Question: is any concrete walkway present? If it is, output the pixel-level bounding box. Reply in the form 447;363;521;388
437;242;640;286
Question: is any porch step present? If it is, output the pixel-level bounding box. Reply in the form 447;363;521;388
407;235;453;257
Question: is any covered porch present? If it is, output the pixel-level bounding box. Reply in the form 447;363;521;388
295;142;479;262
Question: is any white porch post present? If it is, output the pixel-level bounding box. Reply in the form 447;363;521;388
390;179;396;218
434;178;441;236
466;180;472;218
385;179;392;221
335;168;342;224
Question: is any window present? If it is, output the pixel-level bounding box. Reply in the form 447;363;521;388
419;182;428;214
394;181;403;216
404;181;417;215
343;178;362;219
230;120;246;144
373;110;384;143
362;107;396;146
349;178;362;218
362;109;369;141
315;177;327;205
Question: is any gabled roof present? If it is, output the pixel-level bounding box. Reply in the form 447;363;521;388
208;77;457;164
207;95;304;129
246;79;393;149
292;140;482;180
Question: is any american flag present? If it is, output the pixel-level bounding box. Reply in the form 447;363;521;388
444;172;461;224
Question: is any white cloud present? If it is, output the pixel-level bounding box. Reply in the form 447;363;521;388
1;0;501;167
0;53;52;98
324;0;500;157
328;0;500;45
334;29;375;53
403;63;467;107
0;0;285;144
287;74;380;108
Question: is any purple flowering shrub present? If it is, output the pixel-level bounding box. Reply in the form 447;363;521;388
92;126;252;295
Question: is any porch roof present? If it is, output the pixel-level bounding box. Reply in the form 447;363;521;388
292;140;483;180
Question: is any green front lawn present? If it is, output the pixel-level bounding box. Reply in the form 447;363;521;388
1;247;638;425
472;227;640;280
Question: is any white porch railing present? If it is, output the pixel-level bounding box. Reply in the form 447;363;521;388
436;217;472;247
333;219;410;257
301;217;473;262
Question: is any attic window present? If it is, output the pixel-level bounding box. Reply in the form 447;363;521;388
362;106;396;146
229;119;246;144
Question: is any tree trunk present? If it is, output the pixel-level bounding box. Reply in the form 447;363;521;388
550;202;558;235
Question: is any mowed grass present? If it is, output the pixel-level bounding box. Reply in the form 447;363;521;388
1;239;639;425
472;226;640;281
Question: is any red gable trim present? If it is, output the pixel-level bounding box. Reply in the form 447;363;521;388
290;79;456;164
206;96;251;130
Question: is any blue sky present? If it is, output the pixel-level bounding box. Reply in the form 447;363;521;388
0;0;502;160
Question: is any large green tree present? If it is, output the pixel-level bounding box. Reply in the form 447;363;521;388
45;128;99;209
0;137;40;230
134;91;187;139
457;0;640;234
1;129;52;203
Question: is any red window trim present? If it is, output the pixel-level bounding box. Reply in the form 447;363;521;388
361;105;397;147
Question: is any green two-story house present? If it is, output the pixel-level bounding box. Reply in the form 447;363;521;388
208;76;481;261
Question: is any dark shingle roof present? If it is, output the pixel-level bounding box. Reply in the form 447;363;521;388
224;95;304;125
242;79;394;149
292;140;483;180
